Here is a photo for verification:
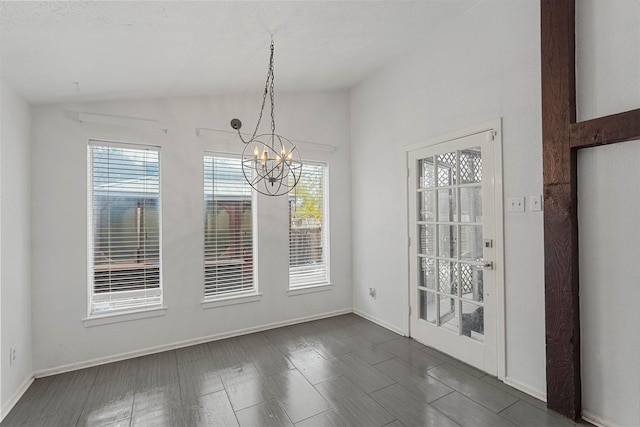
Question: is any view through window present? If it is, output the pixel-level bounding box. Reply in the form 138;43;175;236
289;163;329;288
203;155;255;299
88;141;161;314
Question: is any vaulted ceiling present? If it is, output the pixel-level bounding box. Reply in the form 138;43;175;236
0;1;480;105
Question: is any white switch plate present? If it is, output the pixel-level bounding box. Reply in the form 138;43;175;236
529;195;542;212
507;197;525;212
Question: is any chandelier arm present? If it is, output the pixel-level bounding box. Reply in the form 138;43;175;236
290;169;301;186
249;173;267;187
253;185;283;197
242;162;256;186
271;178;284;194
246;151;298;189
259;160;285;183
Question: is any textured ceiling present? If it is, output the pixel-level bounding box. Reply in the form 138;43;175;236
0;1;480;105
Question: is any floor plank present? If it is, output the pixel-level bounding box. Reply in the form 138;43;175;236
295;409;352;427
427;364;518;412
431;392;516;427
374;357;454;403
500;400;579;427
334;352;395;393
177;358;224;400
77;376;137;427
235;400;293;427
371;384;460;427
248;343;295;377
265;370;332;423
316;377;394;427
181;389;238;427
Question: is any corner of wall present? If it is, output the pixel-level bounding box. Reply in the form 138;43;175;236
0;81;34;421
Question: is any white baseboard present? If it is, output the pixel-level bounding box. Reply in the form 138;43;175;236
352;309;406;336
503;376;547;402
1;375;34;422
581;410;611;427
34;308;352;378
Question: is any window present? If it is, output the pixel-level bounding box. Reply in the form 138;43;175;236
289;162;329;288
88;141;161;315
203;155;255;299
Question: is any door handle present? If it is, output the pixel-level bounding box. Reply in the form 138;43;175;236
481;261;494;270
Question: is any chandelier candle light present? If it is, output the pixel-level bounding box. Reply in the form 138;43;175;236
230;39;302;196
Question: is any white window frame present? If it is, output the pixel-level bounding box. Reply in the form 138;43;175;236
87;140;163;318
288;161;330;290
202;153;258;303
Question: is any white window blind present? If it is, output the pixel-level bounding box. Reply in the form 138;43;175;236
88;141;161;315
289;163;329;288
204;155;255;299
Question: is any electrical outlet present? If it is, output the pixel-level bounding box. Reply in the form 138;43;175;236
507;197;525;212
529;195;542;212
9;348;16;367
368;288;377;299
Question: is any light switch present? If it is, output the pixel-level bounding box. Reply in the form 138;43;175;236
507;197;525;212
529;195;542;212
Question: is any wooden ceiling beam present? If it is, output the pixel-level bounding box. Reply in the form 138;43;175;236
570;108;640;148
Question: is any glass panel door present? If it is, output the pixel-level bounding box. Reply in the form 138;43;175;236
408;128;501;375
417;148;485;342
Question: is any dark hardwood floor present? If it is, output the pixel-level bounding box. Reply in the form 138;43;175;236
1;314;579;426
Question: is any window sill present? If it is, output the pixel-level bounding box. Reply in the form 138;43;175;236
201;293;262;309
287;283;333;296
83;306;167;327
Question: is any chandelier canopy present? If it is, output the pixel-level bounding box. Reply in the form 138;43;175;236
230;39;302;196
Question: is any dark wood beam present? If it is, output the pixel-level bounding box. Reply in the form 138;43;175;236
570;108;640;148
540;0;582;420
541;0;640;421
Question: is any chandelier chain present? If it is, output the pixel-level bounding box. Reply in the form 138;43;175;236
269;40;276;136
247;40;275;142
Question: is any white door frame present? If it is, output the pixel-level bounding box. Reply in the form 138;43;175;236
403;118;505;379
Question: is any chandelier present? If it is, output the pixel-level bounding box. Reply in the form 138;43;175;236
230;39;302;196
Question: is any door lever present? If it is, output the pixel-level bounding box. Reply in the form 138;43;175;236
481;261;494;270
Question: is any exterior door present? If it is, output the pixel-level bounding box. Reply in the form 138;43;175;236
408;129;500;375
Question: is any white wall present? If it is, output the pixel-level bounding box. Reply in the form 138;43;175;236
578;140;640;427
30;91;352;373
576;2;640;425
350;0;546;397
576;0;640;121
0;82;33;416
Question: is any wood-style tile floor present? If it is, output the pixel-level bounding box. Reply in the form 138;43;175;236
1;314;581;426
